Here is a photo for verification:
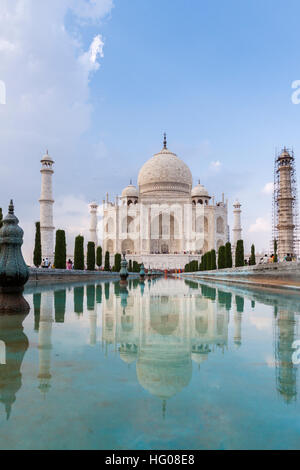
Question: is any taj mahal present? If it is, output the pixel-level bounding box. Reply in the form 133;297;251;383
39;135;243;270
102;135;241;270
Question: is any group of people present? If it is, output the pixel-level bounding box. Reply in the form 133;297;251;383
40;258;74;269
258;253;296;264
41;258;50;268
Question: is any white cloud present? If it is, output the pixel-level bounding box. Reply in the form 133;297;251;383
210;160;221;170
250;316;271;331
79;34;105;72
70;0;114;22
249;217;271;233
0;39;16;52
0;0;113;263
262;182;274;195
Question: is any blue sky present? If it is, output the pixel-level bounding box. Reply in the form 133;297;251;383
1;0;300;260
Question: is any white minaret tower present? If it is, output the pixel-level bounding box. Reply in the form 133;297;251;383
89;201;99;246
39;151;55;263
232;200;242;249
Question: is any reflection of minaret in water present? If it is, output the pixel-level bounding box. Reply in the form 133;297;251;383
233;295;244;347
275;308;297;404
38;291;53;396
87;285;97;346
0;314;29;420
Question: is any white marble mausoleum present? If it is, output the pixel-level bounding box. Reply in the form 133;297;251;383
102;136;229;270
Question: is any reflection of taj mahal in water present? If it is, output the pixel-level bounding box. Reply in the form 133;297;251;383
0;280;299;420
102;279;229;407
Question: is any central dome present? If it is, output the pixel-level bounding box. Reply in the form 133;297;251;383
138;140;192;196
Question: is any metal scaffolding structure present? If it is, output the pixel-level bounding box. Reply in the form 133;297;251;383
272;148;300;258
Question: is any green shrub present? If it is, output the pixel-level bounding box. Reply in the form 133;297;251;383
54;230;66;269
225;242;232;268
211;249;217;270
74;235;84;270
104;251;110;271
114;253;122;272
235;240;244;267
218;245;226;269
96;246;102;268
87;242;96;271
249;244;256;266
33;221;42;267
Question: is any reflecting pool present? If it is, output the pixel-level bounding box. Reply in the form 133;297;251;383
0;277;300;450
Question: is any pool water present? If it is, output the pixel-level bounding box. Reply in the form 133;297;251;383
0;277;300;450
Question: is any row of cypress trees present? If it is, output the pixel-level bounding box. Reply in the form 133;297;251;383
128;260;142;272
33;222;105;270
184;260;199;272
184;240;247;273
217;242;233;269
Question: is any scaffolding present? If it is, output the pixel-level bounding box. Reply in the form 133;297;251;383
272;147;300;258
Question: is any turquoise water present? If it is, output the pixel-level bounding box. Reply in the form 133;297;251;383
0;277;300;450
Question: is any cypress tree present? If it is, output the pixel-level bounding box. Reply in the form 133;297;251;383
249;244;256;266
0;208;3;228
114;253;122;272
211;249;217;270
96;246;102;268
74;235;84;270
33;221;42;267
87;242;96;271
225;242;233;268
104;251;110;271
203;253;207;271
205;251;211;271
218;245;226;269
133;261;140;273
128;259;132;272
235;240;245;267
274;239;278;263
54;230;66;269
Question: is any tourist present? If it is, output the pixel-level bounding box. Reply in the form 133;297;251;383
67;259;72;270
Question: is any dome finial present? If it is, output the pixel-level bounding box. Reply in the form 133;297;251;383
163;132;167;149
8;200;14;215
130;178;132;185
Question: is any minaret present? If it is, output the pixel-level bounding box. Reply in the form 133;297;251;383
39;151;55;263
89;201;99;246
275;148;295;258
232;200;242;248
